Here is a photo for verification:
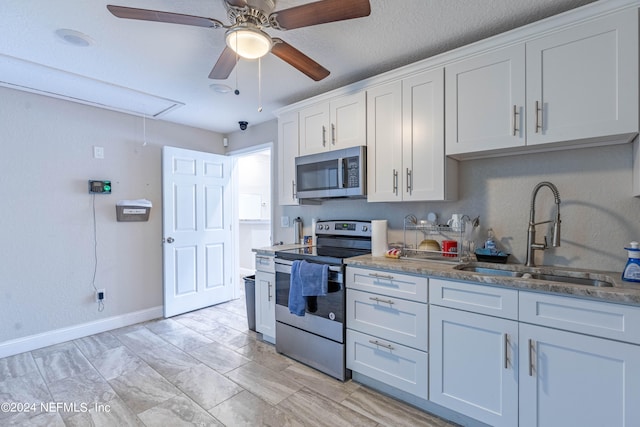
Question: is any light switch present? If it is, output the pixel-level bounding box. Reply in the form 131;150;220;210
94;146;104;159
281;216;290;227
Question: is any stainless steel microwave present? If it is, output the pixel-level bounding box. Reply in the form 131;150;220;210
295;146;366;200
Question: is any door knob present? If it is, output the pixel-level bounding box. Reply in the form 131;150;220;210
166;237;174;243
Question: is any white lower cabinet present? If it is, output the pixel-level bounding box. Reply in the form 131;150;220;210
518;291;640;426
346;266;428;399
346;329;428;399
255;254;275;343
519;323;640;427
429;281;519;427
346;269;640;426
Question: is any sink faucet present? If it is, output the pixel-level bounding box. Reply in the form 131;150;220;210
525;181;561;267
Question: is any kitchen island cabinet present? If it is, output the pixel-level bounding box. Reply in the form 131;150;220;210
446;9;638;158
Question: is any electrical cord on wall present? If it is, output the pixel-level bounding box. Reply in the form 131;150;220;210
90;193;104;312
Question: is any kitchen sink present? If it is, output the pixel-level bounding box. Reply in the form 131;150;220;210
456;265;614;287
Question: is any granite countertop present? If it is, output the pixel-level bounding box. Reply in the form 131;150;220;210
252;244;307;255
345;255;640;306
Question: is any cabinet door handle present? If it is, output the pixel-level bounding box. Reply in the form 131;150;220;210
369;296;395;305
535;101;543;133
322;125;327;146
392;169;398;195
292;180;297;199
331;123;336;145
369;339;394;350
368;272;394;280
504;333;510;369
528;339;536;376
268;283;272;302
512;105;520;136
406;168;412;194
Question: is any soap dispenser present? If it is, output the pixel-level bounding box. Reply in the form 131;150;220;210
622;242;640;283
485;228;498;254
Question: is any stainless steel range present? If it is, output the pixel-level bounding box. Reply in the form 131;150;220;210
274;220;371;381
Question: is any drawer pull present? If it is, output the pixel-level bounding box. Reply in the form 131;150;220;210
504;333;510;369
369;339;394;350
368;273;394;280
528;339;536;376
369;296;395;305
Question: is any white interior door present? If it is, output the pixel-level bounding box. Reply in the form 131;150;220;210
162;146;233;317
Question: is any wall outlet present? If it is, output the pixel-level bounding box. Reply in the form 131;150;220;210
95;289;105;302
281;216;290;227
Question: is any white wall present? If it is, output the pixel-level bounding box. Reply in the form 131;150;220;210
229;118;640;273
237;150;272;275
0;87;224;346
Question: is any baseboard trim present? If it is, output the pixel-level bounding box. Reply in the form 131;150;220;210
0;306;163;358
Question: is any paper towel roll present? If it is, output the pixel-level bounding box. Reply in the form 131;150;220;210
371;220;388;257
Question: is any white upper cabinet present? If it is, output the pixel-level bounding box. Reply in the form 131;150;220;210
299;91;366;156
526;10;638;146
368;69;456;202
446;9;638;157
446;45;526;155
403;69;457;201
366;80;403;202
277;110;299;206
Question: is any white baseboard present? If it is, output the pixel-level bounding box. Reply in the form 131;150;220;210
0;306;163;358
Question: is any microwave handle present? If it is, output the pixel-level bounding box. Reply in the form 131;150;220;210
338;158;345;188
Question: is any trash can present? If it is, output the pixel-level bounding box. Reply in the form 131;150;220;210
244;275;256;331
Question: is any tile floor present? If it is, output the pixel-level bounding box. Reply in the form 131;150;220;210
0;296;457;426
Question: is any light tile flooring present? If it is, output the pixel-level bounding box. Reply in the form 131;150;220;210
0;296;457;426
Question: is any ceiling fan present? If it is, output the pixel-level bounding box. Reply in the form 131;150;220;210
107;0;371;82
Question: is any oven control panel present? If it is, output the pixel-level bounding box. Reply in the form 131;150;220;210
316;220;371;237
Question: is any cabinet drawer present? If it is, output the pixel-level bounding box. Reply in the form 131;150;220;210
520;291;640;344
346;267;428;303
430;278;518;320
347;289;427;350
255;254;275;273
346;329;428;399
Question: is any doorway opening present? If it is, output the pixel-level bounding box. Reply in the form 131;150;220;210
231;144;273;289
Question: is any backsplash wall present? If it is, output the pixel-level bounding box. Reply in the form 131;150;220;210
279;141;640;273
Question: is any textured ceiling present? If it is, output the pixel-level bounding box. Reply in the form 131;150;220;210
0;0;596;134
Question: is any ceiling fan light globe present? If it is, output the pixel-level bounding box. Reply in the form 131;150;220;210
226;27;271;59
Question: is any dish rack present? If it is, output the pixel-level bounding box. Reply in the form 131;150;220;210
402;215;469;262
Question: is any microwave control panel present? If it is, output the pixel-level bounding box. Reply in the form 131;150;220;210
346;157;359;188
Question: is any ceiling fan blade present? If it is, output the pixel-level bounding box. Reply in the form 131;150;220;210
270;0;370;30
209;46;238;80
106;5;225;28
271;39;330;81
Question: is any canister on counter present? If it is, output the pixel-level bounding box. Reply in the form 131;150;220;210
442;240;458;257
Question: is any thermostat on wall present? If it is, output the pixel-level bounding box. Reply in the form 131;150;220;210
88;180;111;194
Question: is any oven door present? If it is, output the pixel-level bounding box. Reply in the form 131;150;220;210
275;258;345;343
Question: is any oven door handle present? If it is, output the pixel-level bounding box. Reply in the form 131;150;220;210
275;258;342;273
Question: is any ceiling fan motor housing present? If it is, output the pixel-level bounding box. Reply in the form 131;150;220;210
226;0;275;26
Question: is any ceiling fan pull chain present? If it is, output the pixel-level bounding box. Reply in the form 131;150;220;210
258;57;263;112
142;113;147;146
